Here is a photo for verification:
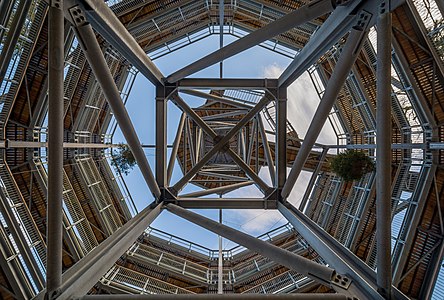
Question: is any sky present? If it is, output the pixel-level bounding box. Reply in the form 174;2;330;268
113;32;337;249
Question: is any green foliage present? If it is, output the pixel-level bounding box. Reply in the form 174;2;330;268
111;144;136;176
330;150;375;182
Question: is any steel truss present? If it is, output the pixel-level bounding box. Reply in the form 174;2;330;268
0;0;441;299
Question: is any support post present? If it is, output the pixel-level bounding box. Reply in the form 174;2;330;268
376;2;392;298
156;85;167;189
73;20;161;199
166;204;343;289
167;113;186;185
281;22;369;199
276;88;287;190
46;0;64;297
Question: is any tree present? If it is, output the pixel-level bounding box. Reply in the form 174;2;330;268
330;150;375;182
111;144;136;176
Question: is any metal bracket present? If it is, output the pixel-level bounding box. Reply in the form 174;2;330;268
68;5;88;27
354;10;372;31
331;272;352;289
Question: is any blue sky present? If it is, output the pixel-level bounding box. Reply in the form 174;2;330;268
113;32;336;249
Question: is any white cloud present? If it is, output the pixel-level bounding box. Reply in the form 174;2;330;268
262;63;337;145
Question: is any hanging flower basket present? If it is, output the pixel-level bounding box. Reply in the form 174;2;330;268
330;150;375;182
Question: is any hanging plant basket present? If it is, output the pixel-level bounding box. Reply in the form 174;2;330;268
111;144;137;176
330;150;375;182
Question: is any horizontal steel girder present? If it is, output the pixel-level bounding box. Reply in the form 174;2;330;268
172;198;277;209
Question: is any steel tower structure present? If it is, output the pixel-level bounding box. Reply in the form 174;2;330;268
0;0;443;299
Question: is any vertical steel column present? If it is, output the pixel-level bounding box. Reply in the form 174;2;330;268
276;88;287;190
47;0;64;297
376;2;392;298
281;25;368;199
218;208;223;294
156;85;167;189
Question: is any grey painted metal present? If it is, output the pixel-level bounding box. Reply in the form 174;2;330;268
0;0;32;82
167;113;186;185
74;23;161;199
281;26;368;199
181;90;252;109
156;86;167;188
172;95;271;194
276;88;287;189
298;148;328;211
177;78;278;90
2;140;119;149
0;233;32;299
79;0;164;85
166;0;336;83
0;188;45;290
180;90;253;109
278;0;405;88
172;198;277;209
46;0;64;296
376;4;392;298
228;147;271;194
166;204;336;287
180;181;254;197
419;236;444;299
279;202;391;300
258;113;276;186
81;294;349;300
35;203;162;300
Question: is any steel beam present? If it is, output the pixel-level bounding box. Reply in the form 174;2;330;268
166;204;341;289
180;181;254;197
81;294;349;300
181;90;253;108
276;88;287;189
258;114;276;186
75;0;164;85
167;113;186;185
2;140;119;149
35;203;162;300
171;95;271;194
299;148;328;211
278;202;409;300
278;0;405;88
0;0;32;82
74;22;161;199
281;24;369;199
166;0;337;83
46;0;64;296
156;86;167;188
173;198;277;209
177;78;278;90
376;3;392;298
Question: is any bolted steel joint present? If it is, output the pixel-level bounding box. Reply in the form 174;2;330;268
69;6;88;27
331;272;352;289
